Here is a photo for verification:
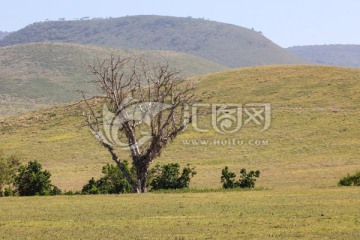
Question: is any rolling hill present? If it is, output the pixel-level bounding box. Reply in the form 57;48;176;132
288;44;360;68
1;65;359;191
0;15;307;68
0;42;227;117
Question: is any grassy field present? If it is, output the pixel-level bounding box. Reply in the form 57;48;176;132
0;188;359;239
0;65;359;239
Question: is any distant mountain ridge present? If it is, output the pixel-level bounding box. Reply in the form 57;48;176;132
0;15;306;68
288;44;360;68
0;31;11;40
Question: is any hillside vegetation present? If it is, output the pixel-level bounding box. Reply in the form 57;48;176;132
1;65;359;191
0;15;307;68
288;44;360;68
0;42;227;116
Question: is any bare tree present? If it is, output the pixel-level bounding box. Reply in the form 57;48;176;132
81;55;195;193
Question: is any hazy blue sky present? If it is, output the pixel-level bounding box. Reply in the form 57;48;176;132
0;0;359;47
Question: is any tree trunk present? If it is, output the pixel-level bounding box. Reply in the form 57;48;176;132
137;170;147;193
135;161;148;193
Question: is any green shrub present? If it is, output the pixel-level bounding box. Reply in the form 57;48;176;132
82;162;197;194
63;190;81;195
221;166;260;189
0;152;21;194
51;186;62;195
339;172;360;186
82;178;100;195
149;163;197;191
82;162;134;195
238;168;261;188
15;160;61;196
4;187;13;197
220;166;237;189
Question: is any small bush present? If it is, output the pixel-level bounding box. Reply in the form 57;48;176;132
4;187;14;197
51;186;62;195
221;166;237;189
82;178;100;195
82;162;197;194
339;172;360;186
82;162;134;195
0;152;21;194
63;190;81;196
221;166;260;189
149;163;197;191
238;168;261;188
15;160;61;196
